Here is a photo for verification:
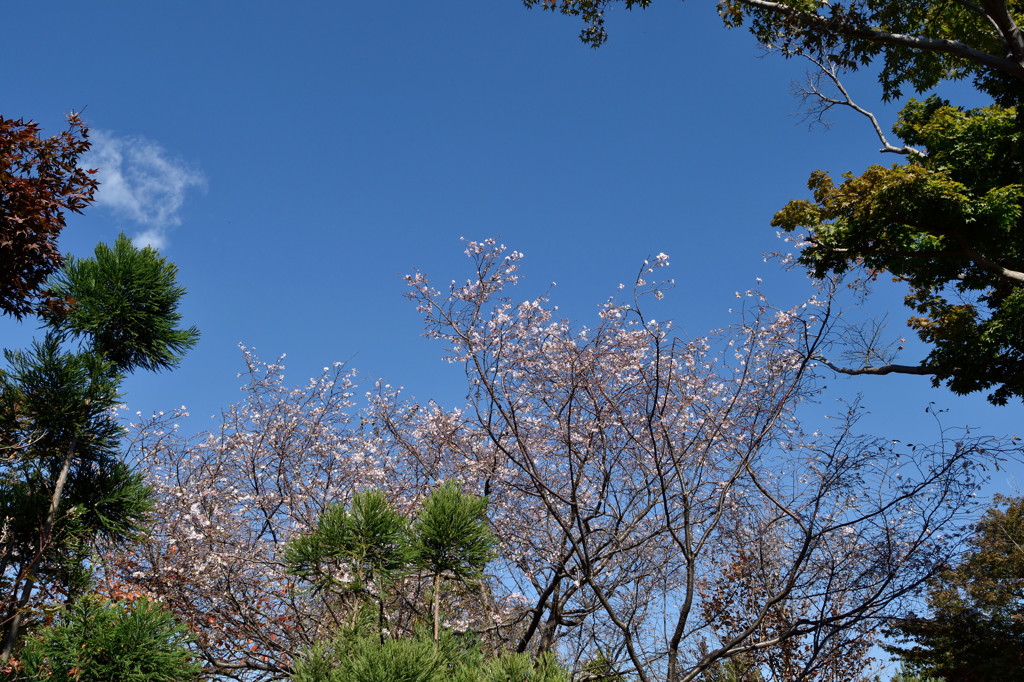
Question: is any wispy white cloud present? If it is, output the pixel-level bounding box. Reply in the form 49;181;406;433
85;130;206;249
132;228;169;251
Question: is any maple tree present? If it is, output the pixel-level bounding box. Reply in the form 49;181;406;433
523;2;1024;403
0;113;98;320
527;0;1024;104
773;94;1024;404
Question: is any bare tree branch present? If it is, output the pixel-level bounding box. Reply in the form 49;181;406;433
814;354;933;376
794;54;922;155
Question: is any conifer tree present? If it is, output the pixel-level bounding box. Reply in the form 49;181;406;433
0;234;199;660
16;595;200;682
411;480;495;644
285;489;411;638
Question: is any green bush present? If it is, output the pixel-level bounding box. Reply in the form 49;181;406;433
290;630;567;682
13;595;199;681
293;635;441;682
456;650;568;682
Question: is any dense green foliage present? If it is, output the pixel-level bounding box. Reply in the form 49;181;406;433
0;235;198;658
286;482;497;645
412;480;495;589
717;0;1024;104
44;235;200;373
285;489;412;597
285;485;549;679
774;97;1024;403
885;496;1024;680
284;489;413;639
291;630;568;682
13;596;199;682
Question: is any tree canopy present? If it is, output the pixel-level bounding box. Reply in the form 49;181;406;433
526;0;1024;403
527;0;1024;101
0;235;199;663
774;96;1024;403
103;242;1017;680
44;235;201;373
885;495;1024;680
15;595;200;682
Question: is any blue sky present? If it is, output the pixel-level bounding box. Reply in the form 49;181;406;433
3;1;1020;496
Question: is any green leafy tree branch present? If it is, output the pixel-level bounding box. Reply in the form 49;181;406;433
774;97;1024;403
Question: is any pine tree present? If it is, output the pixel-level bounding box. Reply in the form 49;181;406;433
411;480;495;644
0;234;199;660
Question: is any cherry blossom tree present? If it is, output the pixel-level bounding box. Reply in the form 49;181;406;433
103;349;375;679
392;239;1009;681
107;241;1013;681
105;352;526;679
